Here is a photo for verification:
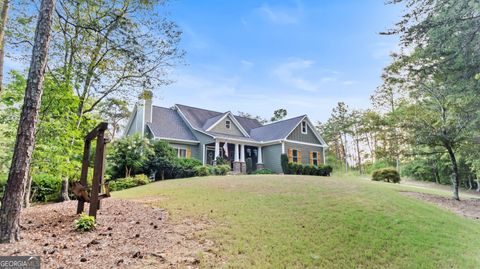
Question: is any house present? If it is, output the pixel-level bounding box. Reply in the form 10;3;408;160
124;97;328;174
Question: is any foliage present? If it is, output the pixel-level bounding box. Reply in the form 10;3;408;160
364;160;394;175
245;157;253;174
215;156;229;165
194;166;211;177
212;165;230;176
280;154;289;174
108;135;152;179
172;158;202;178
109;174;150;192
251;169;275;175
285;163;332;177
143;139;177;180
271;109;287;122
74;214;96;232
30;174;62;203
372;168;401;183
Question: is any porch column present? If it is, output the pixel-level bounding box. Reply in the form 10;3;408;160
214;140;220;160
240;144;245;162
234;143;240;162
257;146;265;170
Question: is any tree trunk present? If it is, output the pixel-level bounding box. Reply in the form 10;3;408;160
0;0;55;243
60;177;69;201
23;172;32;208
445;144;460;201
0;0;10;94
476;179;480;192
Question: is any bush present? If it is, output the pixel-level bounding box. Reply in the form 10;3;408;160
252;169;275;174
31;173;62;202
246;157;253;174
75;214;96;232
302;165;312;175
318;165;333;176
212;164;230;175
109;175;150;191
372;168;401;183
195;165;211;177
281;154;289;174
132;174;150;185
215;156;229;165
174;158;202;178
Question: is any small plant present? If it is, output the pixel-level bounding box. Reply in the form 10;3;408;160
75;214;96;232
372;168;400;183
215;156;229;165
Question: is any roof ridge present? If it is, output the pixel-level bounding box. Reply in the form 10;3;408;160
175;103;223;115
252;115;306;129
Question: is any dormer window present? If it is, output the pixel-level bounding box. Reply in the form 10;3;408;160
226;120;231;129
301;121;307;134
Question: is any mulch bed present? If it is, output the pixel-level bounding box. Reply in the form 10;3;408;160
0;199;217;268
402;192;480;221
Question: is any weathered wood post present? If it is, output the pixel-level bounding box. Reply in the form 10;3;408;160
76;122;108;219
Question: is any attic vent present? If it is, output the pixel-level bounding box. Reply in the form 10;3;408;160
226;120;231;129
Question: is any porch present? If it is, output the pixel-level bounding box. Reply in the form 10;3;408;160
204;140;264;174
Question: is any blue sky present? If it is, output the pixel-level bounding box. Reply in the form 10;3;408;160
156;0;403;123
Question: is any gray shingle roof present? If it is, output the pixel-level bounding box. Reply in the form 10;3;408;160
147;106;198;142
250;115;305;141
202;113;226;130
175;104;223;130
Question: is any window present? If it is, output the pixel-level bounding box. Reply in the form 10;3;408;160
175;148;187;158
301;121;307;134
312;151;318;166
292;149;299;163
225;120;231;129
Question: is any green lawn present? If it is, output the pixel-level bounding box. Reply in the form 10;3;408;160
113;175;480;268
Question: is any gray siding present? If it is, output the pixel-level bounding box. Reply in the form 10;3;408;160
209;116;244;136
191;130;214;163
262;144;283;173
285;141;325;165
287;123;322;144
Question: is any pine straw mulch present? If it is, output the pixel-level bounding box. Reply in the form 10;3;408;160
0;199;219;269
402;192;480;221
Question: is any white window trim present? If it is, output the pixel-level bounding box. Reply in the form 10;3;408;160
292;149;299;163
301;121;307;134
312;151;318;166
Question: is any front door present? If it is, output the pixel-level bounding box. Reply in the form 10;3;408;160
206;147;215;165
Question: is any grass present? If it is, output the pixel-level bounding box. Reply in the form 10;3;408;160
113;175;480;268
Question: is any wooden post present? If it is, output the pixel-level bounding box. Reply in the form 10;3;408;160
76;140;91;214
88;130;105;218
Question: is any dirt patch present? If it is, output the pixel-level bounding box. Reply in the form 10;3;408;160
0;199;218;268
402;192;480;221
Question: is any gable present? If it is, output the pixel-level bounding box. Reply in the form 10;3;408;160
208;115;244;136
287;122;322;145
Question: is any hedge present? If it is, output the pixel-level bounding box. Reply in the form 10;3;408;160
286;163;332;176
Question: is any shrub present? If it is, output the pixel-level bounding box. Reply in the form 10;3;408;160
294;163;303;175
281;154;289;174
195;165;211;177
318;165;333;176
372;168;400;183
218;165;231;175
75;214;96;232
174;158;202;178
215;156;229;165
252;169;275;174
132;174;150;185
302;165;311;175
31;173;62;202
246;157;253;174
109;175;151;191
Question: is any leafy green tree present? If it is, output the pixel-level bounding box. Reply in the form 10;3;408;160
108;135;152;179
271;109;287;122
98;98;130;139
144;140;177;180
